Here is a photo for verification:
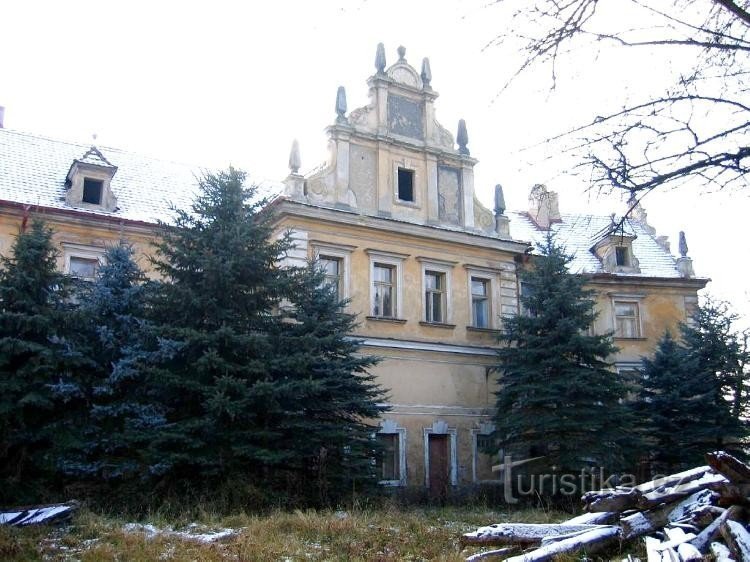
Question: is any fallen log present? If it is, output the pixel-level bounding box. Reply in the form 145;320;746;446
502;525;621;562
689;504;743;552
564;511;619;525
710;540;734;562
637;471;728;509
667;489;716;523
633;466;711;495
0;501;79;527
621;502;679;540
707;451;750;485
720;519;750;561
582;488;640;513
676;542;702;561
461;523;607;547
465;547;516;561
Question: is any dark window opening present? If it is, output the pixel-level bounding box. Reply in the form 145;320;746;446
615;246;629;266
82;178;103;205
397;168;414;202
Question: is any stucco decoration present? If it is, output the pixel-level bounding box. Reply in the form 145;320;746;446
433;121;454;150
385;47;423;89
304;141;337;203
349;104;376;130
349;145;377;212
388;95;424;140
437;166;461;225
474;198;495;233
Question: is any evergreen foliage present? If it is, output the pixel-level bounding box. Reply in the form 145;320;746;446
681;299;749;450
637;300;749;471
492;234;634;479
125;167;385;504
54;243;164;486
0;220;69;502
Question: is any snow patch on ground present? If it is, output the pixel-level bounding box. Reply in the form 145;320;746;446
123;522;240;543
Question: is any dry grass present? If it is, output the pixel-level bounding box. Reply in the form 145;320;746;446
0;504;568;561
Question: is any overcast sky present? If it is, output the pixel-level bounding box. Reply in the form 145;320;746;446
2;0;748;326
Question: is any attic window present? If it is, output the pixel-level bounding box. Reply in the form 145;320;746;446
397;168;414;202
82;178;103;205
615;246;629;267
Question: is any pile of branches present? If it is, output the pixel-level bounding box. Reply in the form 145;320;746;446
461;451;750;561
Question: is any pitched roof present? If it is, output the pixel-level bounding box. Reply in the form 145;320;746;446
0;128;282;225
0;127;685;279
507;211;683;278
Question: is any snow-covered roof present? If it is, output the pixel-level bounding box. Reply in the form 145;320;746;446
0;128;282;225
507;211;683;278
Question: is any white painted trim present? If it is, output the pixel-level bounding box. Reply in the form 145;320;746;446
355;336;496;356
61;243;105;280
420;261;453;324
465;268;497;329
368;252;405;319
377;419;407;487
311;243;352;302
423;420;458;488
612;298;643;338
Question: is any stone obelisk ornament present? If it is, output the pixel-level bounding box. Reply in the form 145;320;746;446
457;119;470;155
288;139;301;175
335;86;348;124
375;42;386;74
421;57;432;88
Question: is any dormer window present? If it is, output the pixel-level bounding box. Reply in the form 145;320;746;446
65;146;118;211
397;168;414;202
615;246;629;267
82;178;103;205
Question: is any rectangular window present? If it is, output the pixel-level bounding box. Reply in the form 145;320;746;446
471;277;490;328
82;178;103;205
615;246;629;267
397;168;414;202
424;270;445;323
519;281;535;316
376;433;400;481
69;256;99;280
373;263;396;317
319;256;342;301
615;301;641;338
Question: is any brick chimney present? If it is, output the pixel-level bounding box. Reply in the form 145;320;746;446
527;184;561;229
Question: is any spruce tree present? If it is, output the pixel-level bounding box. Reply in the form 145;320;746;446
493;234;634;481
0;220;68;501
134;167;384;504
54;243;165;487
635;331;711;472
266;262;386;502
680;299;749;456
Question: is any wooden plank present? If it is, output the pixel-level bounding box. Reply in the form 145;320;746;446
465;547;516;561
689;504;743;553
503;526;620;562
720;520;750;561
461;523;609;547
633;466;711;494
564;511;619;525
710;541;735;562
707;451;750;485
582;488;640;513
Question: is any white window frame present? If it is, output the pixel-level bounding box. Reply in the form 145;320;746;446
367;250;407;319
465;266;500;329
418;258;455;325
610;293;645;339
62;243;105;281
377;420;407;486
312;242;353;304
471;422;499;483
423;420;458;488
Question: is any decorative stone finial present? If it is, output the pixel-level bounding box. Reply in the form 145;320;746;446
457;119;469;155
397;45;406;61
335;86;348;124
288;139;301;175
679;231;689;257
375;43;386;73
421;57;432;88
494;184;506;216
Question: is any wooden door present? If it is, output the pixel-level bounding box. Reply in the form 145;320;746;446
428;434;449;499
